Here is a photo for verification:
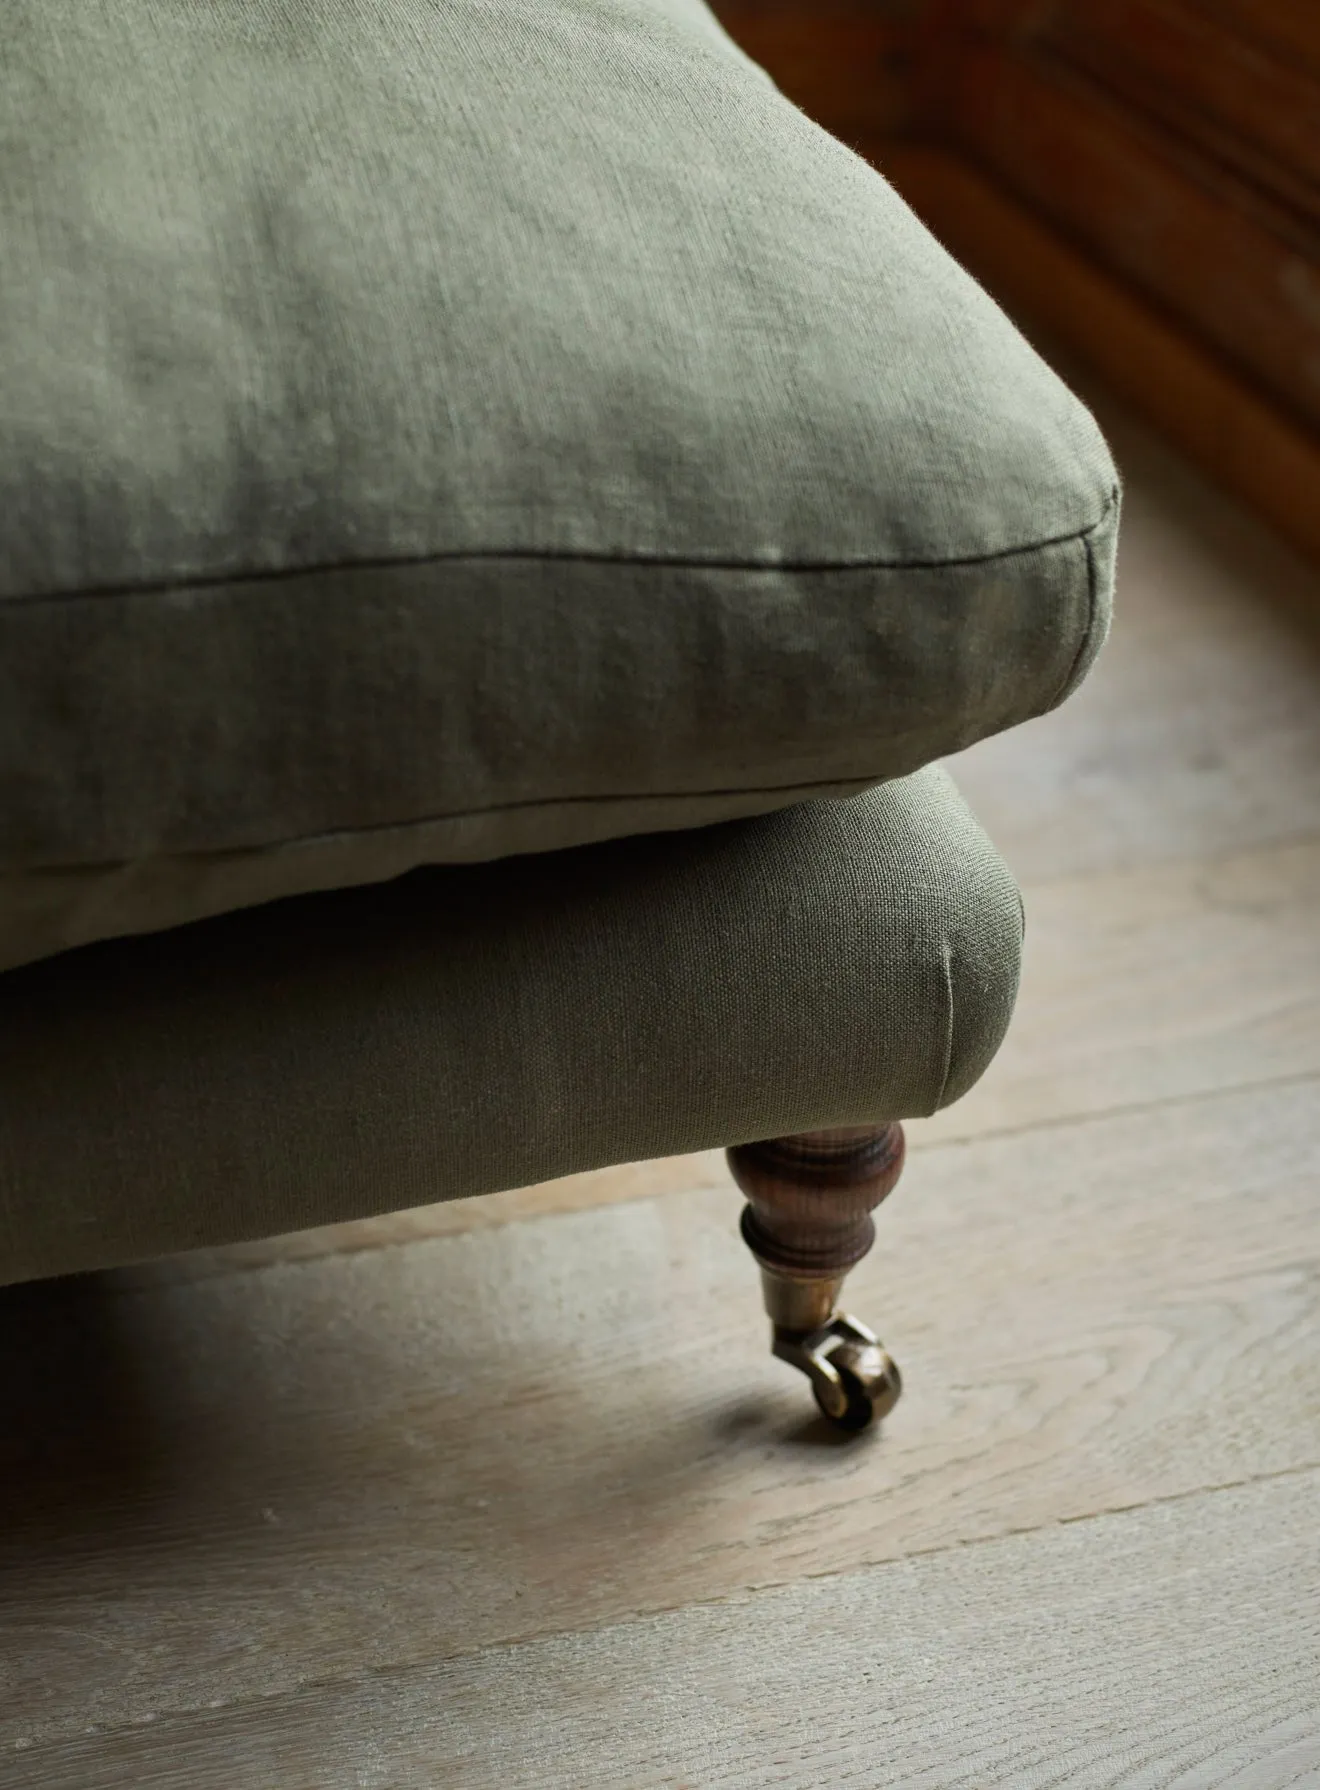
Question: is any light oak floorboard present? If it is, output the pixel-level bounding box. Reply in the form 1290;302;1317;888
2;1078;1316;1749
11;1471;1318;1789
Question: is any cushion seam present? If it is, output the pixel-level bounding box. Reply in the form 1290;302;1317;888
1;492;1120;609
7;773;882;876
1044;482;1117;712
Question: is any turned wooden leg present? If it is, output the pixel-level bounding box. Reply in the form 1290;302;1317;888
727;1124;905;1430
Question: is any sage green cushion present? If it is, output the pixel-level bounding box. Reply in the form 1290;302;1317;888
0;768;1020;1286
0;0;1116;972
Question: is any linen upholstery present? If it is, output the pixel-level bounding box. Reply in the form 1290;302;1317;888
0;0;1117;971
0;769;1021;1286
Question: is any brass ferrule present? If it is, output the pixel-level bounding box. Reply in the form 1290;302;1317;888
757;1264;844;1335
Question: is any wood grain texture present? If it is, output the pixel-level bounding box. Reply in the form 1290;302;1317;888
1187;0;1320;79
731;1123;905;1276
931;0;1320;220
879;146;1320;565
1036;0;1320;222
2;1077;1316;1749
10;1472;1318;1787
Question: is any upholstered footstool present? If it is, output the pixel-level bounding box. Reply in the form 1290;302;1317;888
0;768;1019;1425
0;0;1116;1426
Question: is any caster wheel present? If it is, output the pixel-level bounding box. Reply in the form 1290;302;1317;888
774;1314;902;1431
814;1338;902;1432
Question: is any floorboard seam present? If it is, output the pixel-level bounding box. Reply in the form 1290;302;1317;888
19;1461;1316;1755
912;1066;1320;1155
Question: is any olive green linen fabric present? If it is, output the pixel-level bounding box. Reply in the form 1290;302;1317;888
0;769;1020;1286
0;0;1115;971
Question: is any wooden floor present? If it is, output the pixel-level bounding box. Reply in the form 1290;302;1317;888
4;401;1319;1787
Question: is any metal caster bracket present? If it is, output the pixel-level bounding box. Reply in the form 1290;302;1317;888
773;1312;901;1431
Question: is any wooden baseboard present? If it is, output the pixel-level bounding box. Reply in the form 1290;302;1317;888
873;146;1320;565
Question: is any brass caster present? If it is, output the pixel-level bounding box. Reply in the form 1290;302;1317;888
774;1313;902;1431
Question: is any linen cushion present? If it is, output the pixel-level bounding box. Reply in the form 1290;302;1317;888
0;0;1117;971
0;768;1021;1285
